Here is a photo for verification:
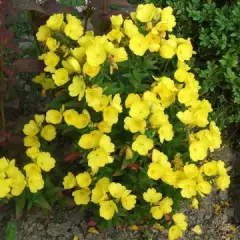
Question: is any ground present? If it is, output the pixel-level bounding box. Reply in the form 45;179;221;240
0;146;239;240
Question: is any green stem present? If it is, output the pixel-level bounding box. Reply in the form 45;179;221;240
0;47;6;131
27;11;41;55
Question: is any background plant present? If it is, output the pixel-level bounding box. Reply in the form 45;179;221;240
128;0;240;146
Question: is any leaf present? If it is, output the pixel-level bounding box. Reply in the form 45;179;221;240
64;152;81;162
5;222;17;240
33;194;51;210
43;0;75;15
10;0;46;13
13;59;44;73
44;187;63;205
15;191;26;219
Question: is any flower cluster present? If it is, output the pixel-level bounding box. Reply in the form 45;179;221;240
0;157;26;198
4;3;230;240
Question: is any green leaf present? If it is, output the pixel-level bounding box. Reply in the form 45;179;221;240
44;187;63;205
33;194;51;210
15;191;26;219
5;222;17;240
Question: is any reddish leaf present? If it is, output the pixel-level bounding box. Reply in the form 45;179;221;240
64;152;80;162
5;99;20;109
165;214;171;221
10;0;46;13
43;0;74;15
0;134;6;143
88;220;97;227
13;59;44;73
8;134;22;145
128;164;140;170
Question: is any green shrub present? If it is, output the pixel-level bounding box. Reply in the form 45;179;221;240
131;0;240;138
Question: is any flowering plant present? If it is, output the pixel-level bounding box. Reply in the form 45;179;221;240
0;3;230;239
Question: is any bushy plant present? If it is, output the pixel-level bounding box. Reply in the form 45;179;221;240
0;3;231;239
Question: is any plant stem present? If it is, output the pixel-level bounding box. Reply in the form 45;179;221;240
27;11;41;55
103;0;108;14
0;47;6;131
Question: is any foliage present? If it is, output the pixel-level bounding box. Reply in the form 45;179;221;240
0;3;231;239
131;0;240;141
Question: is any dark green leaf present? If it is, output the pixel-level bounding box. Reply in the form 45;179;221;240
5;222;17;240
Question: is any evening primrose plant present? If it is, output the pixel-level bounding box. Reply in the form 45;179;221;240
0;3;231;240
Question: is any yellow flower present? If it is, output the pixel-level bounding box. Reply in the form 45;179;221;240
96;177;110;192
168;225;182;240
149;110;168;128
143;188;162;203
174;68;188;82
103;106;119;125
161;170;177;186
158;7;176;32
147;162;164;180
63;172;76;189
0;179;11;198
160;40;176;59
37;152;55;172
87;148;109;171
178;179;197;198
63;109;78;126
217;160;227;175
173;213;187;231
197;181;212;195
78;130;102;149
64;14;83;40
23;120;39;136
124;117;146;133
132;134;154;156
72;188;91;205
52;68;70;86
68;76;85;101
216;174;230;191
73;113;89;129
192;225;202;235
150;206;163;220
121;190;137;210
124;20;139;39
46;109;62;124
177;41;193;62
24;136;40;148
153;76;178;107
183;164;199;179
27;174;44;193
46;13;64;30
46;37;59;51
24;163;41;176
36;25;50;42
109;182;126;199
129;34;149;56
125;146;133;160
178;87;199;106
91;186;107;204
34;114;45;127
158;122;174;143
113;47;128;63
110;14;123;28
62;56;81;73
129;100;150;119
86;43;106;67
10;171;26;196
98;121;112;133
99;134;115;153
107;29;124;43
202;161;218;176
83;62;100;78
76;172;92;188
125;93;141;108
99;200;118;220
71;47;86;63
136;3;156;22
43;51;60;73
0;157;9;172
41;124;56;141
191;197;199;209
26;146;40;159
189;141;208;161
152;149;170;166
